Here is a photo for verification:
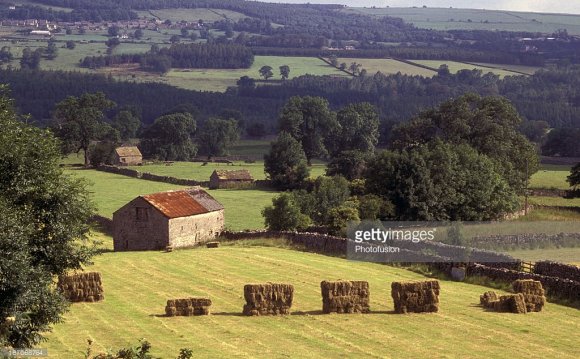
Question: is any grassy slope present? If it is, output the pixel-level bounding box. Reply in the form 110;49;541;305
530;164;572;190
128;161;327;181
67;169;276;231
44;242;580;358
164;56;348;92
506;247;580;265
409;59;527;78
345;7;580;35
336;58;436;77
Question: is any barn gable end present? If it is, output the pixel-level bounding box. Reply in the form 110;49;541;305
113;188;225;251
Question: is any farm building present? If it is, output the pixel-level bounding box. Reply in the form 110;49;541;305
112;188;224;251
209;169;254;189
114;146;142;166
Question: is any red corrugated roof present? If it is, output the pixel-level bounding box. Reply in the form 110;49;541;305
141;189;223;219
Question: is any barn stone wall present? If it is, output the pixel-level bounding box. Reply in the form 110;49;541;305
168;210;225;248
115;154;142;166
113;197;169;251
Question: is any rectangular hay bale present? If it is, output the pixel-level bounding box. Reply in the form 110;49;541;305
391;280;440;314
512;279;546;312
320;281;370;314
494;294;527;314
242;283;294;316
165;297;212;316
57;272;104;303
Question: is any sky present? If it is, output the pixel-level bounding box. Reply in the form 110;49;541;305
253;1;580;14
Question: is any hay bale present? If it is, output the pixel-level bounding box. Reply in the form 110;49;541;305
391;280;440;314
512;279;545;295
480;291;499;308
165;297;212;316
206;242;220;248
494;294;527;314
57;272;104;303
320;281;370;314
512;279;546;312
242;283;294;316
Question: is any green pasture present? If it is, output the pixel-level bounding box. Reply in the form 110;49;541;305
507;247;580;265
529;196;580;208
128;160;326;182
530;164;572;190
409;60;527;78
66;169;276;231
345;7;580;35
163;56;348;92
334;57;436;77
229;139;272;158
472;62;541;75
43;241;580;358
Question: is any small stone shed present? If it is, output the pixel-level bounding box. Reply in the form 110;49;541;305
113;188;224;251
114;146;142;166
209;169;254;189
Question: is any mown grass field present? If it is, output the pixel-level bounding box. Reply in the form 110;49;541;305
506;247;580;265
66;169;276;231
334;58;436;77
44;241;580;358
530;164;572;190
346;7;580;35
409;59;531;78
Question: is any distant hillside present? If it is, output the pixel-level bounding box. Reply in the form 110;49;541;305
345;7;580;35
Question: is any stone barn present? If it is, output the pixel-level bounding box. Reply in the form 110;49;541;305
113;188;224;251
209;169;254;189
114;146;142;166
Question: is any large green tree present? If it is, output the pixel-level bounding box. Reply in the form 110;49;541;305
390;93;539;191
139;112;197;161
262;193;311;231
197;118;240;158
0;89;96;347
365;141;519;221
279;96;337;165
264;131;310;190
290;176;351;226
51;92;116;166
330;102;380;156
112;110;141;140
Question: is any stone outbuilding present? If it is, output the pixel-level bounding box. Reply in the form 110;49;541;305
114;146;142;166
113;188;224;251
209;169;254;189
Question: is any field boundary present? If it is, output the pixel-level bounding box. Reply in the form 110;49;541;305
94;164;272;189
393;58;439;72
457;60;530;76
95;164;208;186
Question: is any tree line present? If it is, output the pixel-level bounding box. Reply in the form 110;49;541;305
81;43;254;72
0;4;137;22
2;65;579;151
